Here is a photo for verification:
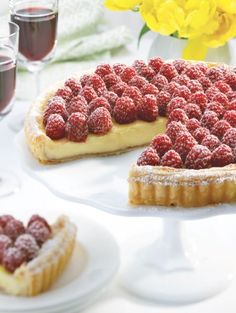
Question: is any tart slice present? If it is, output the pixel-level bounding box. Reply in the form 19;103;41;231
0;214;76;296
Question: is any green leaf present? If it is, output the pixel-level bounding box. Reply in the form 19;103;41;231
138;23;150;47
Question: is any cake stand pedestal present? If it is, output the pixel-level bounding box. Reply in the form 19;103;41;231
16;132;236;304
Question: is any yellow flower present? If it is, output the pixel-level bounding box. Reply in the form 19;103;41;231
104;0;140;11
140;0;185;35
217;0;236;13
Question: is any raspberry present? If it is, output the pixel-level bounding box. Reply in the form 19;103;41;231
95;64;113;77
140;83;159;97
212;92;229;107
166;121;187;143
190;91;208;112
27;221;51;246
133;60;146;74
89;97;111;114
45;114;66;140
80;86;97;103
151;74;168;90
103;74;120;89
113;96;137;124
172;85;191;101
222;128;236;148
88;107;112;135
159;63;178;81
187;79;203;93
227;99;236;110
137;147;160;166
0;235;12;262
186;118;201;134
172;59;188;74
123;86;142;105
137;94;158;122
214;81;231;93
183;65;203;79
47;95;65;106
55;86;73;102
168;108;189;124
224;110;236;127
28;215;51;231
211;120;231;139
129;75;148;89
206;101;225;118
227;100;236;111
148;57;164;72
185;145;212;169
137;64;155;81
2;247;27;273
160;150;183;168
120;66;136;83
198;76;212;91
174;132;197;161
65;78;82;96
211;144;234;167
195;63;208;74
193;127;210;143
224;71;236;89
201;134;220;151
207;67;224;83
67;95;88;116
163;82;180;96
15;234;39;261
184;103;202;120
0;215;14;228
205;86;220;101
86;74;106;91
113;63;126;75
156;91;171;116
80;74;90;87
4;219;25;241
43;102;68;125
200;113;219;135
151;134;172;157
172;74;190;86
65;112;88;142
110;81;127;97
102;91;118;108
166;97;186;116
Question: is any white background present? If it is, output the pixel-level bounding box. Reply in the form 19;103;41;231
1;1;236;312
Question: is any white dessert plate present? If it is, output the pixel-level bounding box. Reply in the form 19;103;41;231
0;207;120;313
16;131;236;220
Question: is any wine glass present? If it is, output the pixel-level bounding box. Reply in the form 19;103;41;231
10;0;59;96
0;20;20;197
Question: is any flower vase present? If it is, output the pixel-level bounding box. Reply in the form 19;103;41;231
148;34;232;64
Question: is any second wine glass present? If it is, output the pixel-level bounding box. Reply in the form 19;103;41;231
10;0;59;95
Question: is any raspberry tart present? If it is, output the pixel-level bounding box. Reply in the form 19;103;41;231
25;59;236;207
0;214;76;296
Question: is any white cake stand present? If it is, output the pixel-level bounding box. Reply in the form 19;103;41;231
16;132;236;304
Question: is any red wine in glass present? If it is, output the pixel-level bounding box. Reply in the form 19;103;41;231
0;56;16;114
11;7;58;62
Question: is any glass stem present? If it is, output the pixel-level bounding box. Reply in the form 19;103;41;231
34;69;41;97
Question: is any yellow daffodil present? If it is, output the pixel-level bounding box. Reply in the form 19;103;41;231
140;0;185;35
104;0;236;60
104;0;140;11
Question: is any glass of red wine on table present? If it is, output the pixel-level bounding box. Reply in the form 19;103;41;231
9;0;58;130
0;20;20;197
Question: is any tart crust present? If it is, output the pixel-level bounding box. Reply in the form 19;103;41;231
129;164;236;207
0;215;77;296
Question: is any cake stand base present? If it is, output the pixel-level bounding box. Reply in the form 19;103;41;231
121;219;234;304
